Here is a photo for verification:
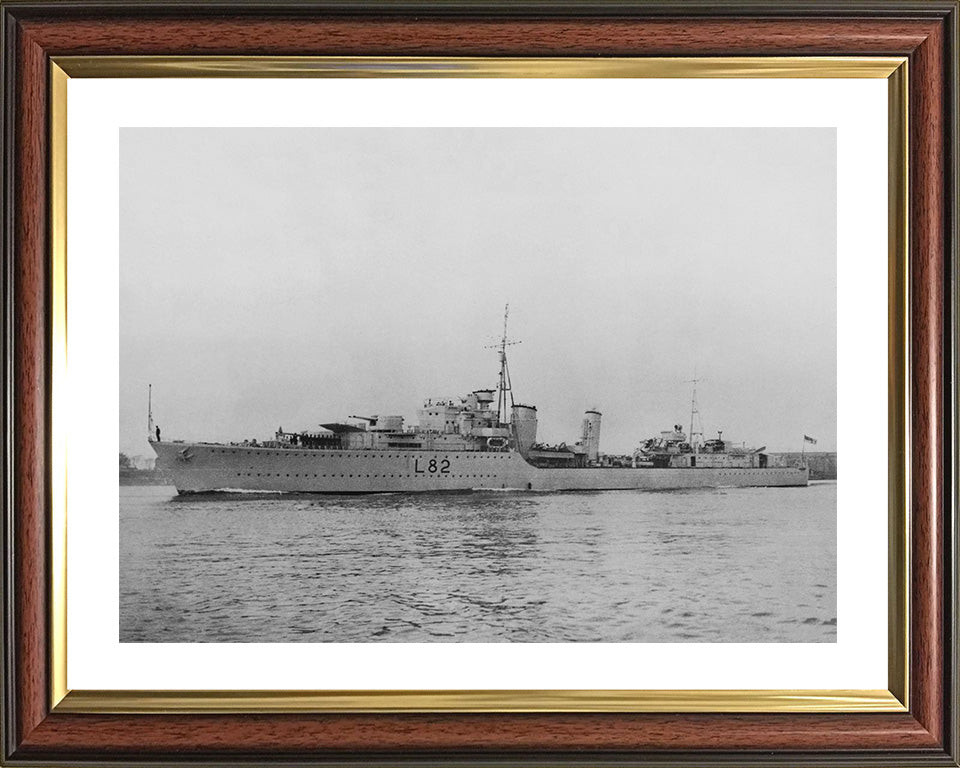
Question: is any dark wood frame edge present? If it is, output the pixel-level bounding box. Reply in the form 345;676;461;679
2;1;15;761
0;0;956;18
1;2;957;765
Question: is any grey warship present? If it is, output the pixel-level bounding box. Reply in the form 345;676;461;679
150;308;809;494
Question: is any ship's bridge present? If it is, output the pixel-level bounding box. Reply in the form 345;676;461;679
418;400;464;434
417;390;503;436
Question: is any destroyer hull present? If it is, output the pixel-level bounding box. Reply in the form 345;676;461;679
152;441;809;494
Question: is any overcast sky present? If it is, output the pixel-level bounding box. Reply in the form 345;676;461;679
120;128;836;457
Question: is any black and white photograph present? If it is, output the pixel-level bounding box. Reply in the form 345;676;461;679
119;127;837;644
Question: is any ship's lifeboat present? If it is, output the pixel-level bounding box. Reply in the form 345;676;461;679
487;436;508;449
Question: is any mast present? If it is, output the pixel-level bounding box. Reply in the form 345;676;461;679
486;304;521;425
685;370;704;453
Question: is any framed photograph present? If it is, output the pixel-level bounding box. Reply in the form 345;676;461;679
2;1;957;765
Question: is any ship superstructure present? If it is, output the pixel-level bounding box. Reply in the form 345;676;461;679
150;307;809;494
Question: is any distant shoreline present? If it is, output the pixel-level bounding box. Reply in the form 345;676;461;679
769;452;837;481
119;468;168;486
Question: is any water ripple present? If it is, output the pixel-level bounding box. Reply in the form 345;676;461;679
120;483;837;643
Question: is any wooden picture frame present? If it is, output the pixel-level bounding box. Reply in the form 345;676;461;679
2;1;957;765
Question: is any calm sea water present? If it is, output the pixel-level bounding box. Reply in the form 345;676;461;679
120;483;836;643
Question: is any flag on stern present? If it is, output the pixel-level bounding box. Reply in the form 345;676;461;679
803;435;817;445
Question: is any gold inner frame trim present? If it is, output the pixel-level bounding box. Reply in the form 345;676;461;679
48;55;910;715
56;688;903;714
50;61;68;711
54;54;905;79
886;60;910;709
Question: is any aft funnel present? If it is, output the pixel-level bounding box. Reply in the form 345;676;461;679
581;410;602;463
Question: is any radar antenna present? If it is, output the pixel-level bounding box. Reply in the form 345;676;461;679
685;369;705;453
484;303;521;425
